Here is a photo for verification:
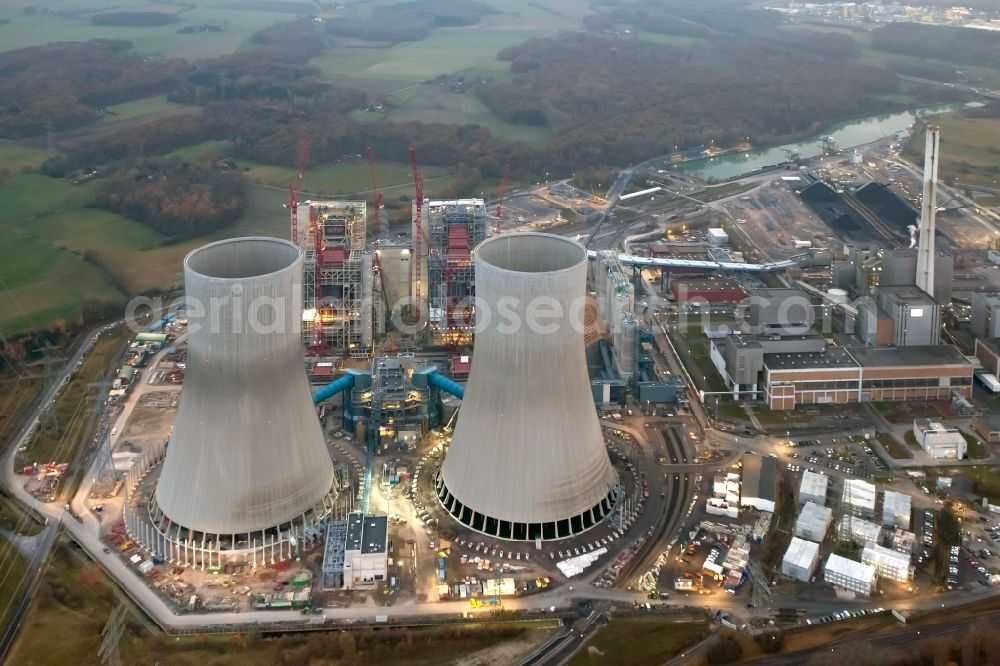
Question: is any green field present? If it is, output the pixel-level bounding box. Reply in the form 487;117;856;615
352;86;553;145
166;139;235;163
0;537;28;639
98;95;182;123
878;432;913;460
0;3;307;59
567;618;709;666
904;113;1000;193
0;142;51;173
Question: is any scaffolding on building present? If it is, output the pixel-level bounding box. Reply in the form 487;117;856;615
292;200;370;355
419;199;489;345
593;251;637;379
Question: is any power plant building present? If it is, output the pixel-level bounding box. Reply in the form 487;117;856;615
971;292;1000;339
593;251;637;379
290;200;372;353
436;234;619;540
135;237;336;567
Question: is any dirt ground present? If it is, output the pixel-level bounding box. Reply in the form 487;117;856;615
451;627;558;666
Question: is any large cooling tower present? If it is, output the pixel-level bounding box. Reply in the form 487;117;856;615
436;233;619;541
154;237;334;540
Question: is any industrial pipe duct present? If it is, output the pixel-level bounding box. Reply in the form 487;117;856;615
436;233;618;540
154;237;334;541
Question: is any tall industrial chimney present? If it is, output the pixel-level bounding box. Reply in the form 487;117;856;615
152;237;335;563
436;233;619;541
916;125;940;298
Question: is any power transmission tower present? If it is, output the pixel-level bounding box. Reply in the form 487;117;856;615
86;377;117;495
25;342;67;436
746;559;772;610
98;602;128;666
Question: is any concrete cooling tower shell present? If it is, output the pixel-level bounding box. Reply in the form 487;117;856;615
155;237;334;538
436;233;619;541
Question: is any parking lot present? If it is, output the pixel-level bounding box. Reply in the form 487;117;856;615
785;437;889;480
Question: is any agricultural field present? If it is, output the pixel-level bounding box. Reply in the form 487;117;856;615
98;95;182;123
352;86;553;145
904;112;1000;193
567;617;709;666
0;538;27;638
0;142;50;173
0;2;306;59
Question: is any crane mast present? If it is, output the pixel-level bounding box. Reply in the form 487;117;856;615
409;146;424;318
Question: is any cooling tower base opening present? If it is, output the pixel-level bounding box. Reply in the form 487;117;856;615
433;476;620;542
123;456;339;569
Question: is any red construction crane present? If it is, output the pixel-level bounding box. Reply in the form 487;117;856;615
365;146;388;238
495;164;510;222
287;184;298;244
409;146;424;315
296;135;310;180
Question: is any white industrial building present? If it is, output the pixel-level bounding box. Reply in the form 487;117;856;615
781;537;820;582
799;469;828;506
707;228;729;246
913;419;967;459
842;479;877;518
882;491;912;530
824;554;877;596
741;454;778;513
861;543;913;583
322;513;388;591
795;501;833;541
839;514;883;546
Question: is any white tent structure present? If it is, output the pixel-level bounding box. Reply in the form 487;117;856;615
436;234;619;540
149;237;335;564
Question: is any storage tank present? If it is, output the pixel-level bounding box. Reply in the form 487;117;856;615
827;288;849;304
436;233;618;541
440;394;462;425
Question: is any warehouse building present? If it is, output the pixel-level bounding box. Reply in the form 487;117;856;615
781;537;820;582
799;469;829;506
882;491;912;530
972;413;1000;444
795;501;833;541
861;543;913;583
842;480;877;518
913;419;967;459
670;277;746;304
824;554;877;596
839;514;883;546
763;344;972;410
740;454;778;513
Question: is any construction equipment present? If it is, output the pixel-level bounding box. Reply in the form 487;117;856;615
409;146;425;320
296;135;310;180
493;164;510;232
366;146;388;240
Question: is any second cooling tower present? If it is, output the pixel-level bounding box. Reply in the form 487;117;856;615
436;233;619;540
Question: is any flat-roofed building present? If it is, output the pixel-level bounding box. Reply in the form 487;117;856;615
975;338;1000;378
882;491;912;530
851;345;972;404
875;286;941;346
971;292;1000;339
781;537;820;582
842;480;877;518
799;469;828;506
861;543;913;583
972;413;1000;444
763;347;861;410
824;554;877;596
913;419;967;460
795;501;833;541
741;454;778;513
840;514;883;546
342;513;388;590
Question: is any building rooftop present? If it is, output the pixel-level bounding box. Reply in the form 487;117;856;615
861;543;911;570
843;480;877;510
976;338;1000;357
877;285;937;306
825;553;876;584
845;345;970;368
742;454;777;502
747;287;809;301
783;537;820;569
841;514;883;544
799;470;829;502
345;513;388;555
795;502;833;538
672;277;745;292
883;490;911;518
764;347;858;370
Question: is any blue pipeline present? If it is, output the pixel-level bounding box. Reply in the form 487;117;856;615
426;371;464;399
312;373;355;404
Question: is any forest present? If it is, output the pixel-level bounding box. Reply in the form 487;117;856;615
475;33;900;159
871;23;1000;68
91;160;245;240
0;40;186;138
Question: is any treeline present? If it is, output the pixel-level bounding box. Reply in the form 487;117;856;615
476;33;898;162
327;0;496;43
872;22;1000;68
0;40;186;138
92;160;245;240
588;0;781;37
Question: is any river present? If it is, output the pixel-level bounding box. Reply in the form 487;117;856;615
667;102;983;181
